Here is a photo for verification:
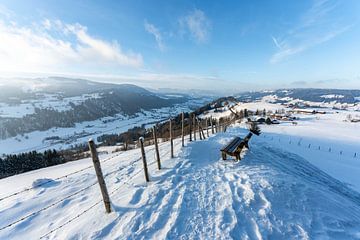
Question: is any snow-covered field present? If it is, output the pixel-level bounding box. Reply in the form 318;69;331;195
1;120;360;239
0;93;102;118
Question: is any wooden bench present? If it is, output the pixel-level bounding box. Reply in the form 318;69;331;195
220;133;253;161
220;137;245;160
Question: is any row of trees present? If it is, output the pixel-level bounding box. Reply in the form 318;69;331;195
0;150;65;179
96;105;269;149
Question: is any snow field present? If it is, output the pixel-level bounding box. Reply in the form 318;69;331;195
1;125;360;239
0;138;182;238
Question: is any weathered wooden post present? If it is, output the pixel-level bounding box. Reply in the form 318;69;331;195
211;117;214;134
206;118;209;137
202;121;206;139
153;126;161;170
193;115;197;141
88;139;111;213
197;118;203;140
170;119;174;158
200;123;206;139
189;114;192;142
181;112;185;147
139;137;150;182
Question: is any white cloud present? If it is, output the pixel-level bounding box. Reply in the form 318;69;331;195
144;20;165;51
271;36;282;50
179;9;211;43
0;18;143;74
42;19;51;30
270;0;352;63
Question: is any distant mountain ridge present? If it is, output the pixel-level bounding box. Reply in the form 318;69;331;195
236;88;360;104
0;77;153;103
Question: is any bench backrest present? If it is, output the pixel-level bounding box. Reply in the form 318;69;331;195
221;137;243;153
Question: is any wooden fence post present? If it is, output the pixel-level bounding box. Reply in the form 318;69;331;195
211;117;214;134
199;123;206;139
201;119;206;139
88;139;111;213
153;126;161;170
193;115;197;141
170;119;174;158
189;114;192;142
197;118;203;140
206;118;209;137
139;137;150;182
181;112;185;147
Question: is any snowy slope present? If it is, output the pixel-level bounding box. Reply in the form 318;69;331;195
0;97;208;155
201;99;360;192
1;126;360;239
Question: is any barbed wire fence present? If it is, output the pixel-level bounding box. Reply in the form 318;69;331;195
261;133;358;159
0;112;234;238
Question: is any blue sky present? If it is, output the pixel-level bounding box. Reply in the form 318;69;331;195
0;0;359;92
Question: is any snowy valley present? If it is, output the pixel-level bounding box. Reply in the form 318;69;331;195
1;86;360;239
0;78;212;154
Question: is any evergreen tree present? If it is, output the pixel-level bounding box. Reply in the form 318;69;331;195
265;117;272;125
244;109;249;118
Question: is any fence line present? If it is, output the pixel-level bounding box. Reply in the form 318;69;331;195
0;135;179;203
0;151;144;232
261;134;358;159
0;181;98;231
0;151;126;202
39;147;167;239
0;113;234;236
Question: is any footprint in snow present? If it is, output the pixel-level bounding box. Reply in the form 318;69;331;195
129;188;145;205
32;178;60;189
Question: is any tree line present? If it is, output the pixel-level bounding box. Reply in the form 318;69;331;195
0;150;65;179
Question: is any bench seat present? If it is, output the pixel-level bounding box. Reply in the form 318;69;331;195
220;137;246;160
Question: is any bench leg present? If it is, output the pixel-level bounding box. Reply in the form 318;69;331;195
222;152;226;160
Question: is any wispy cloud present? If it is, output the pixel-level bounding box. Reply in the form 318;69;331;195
270;0;352;63
271;36;282;49
179;9;211;43
0;18;143;74
0;4;13;18
144;20;165;51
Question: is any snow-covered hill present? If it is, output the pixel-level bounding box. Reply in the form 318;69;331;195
236;88;360;104
1;123;360;239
